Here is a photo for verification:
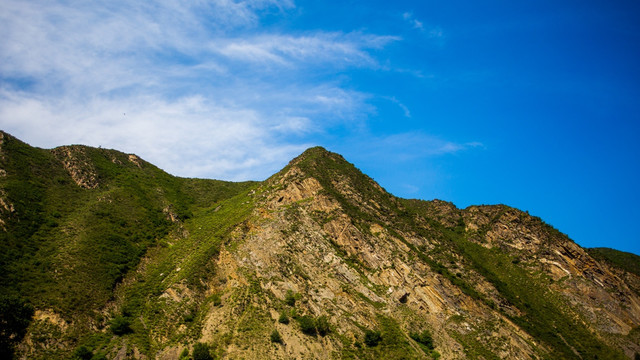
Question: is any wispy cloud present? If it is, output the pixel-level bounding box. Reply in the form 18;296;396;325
0;0;392;179
337;131;483;164
377;132;483;159
402;11;444;39
0;0;466;181
386;97;412;118
213;33;399;68
403;12;424;30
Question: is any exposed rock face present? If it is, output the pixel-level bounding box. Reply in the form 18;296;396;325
51;146;100;189
174;150;638;359
462;206;640;356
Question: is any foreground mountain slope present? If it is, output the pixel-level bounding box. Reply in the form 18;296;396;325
1;133;639;359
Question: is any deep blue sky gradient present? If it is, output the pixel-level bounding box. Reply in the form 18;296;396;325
288;0;640;254
1;0;639;254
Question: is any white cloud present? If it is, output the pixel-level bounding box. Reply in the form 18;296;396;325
213;33;399;68
0;89;314;180
0;1;465;182
0;0;391;180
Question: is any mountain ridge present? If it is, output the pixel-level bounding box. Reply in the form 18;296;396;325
1;131;639;359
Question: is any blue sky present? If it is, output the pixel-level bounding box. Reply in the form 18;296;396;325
1;0;639;255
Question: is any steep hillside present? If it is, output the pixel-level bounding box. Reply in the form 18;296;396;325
1;133;639;359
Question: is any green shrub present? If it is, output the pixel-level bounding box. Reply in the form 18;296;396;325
183;311;195;323
410;329;434;350
364;330;382;347
285;290;296;306
278;311;290;324
192;342;213;360
298;315;316;336
178;348;190;360
270;329;283;344
316;316;330;336
109;316;132;335
72;345;93;360
211;293;222;307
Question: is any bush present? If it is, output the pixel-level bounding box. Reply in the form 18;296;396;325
270;329;283;344
298;315;316;336
72;345;93;360
410;329;434;350
364;330;382;347
285;290;296;306
316;316;330;336
178;348;190;360
192;342;213;360
110;316;132;335
211;293;221;307
278;311;289;324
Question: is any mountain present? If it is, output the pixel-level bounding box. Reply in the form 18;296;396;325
1;130;639;360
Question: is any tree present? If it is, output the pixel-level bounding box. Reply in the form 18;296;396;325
192;342;213;360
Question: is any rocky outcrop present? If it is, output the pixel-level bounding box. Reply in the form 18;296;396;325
51;146;99;189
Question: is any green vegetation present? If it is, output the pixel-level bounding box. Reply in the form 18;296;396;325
298;315;317;336
295;314;331;337
409;329;434;351
1;137;637;360
72;346;93;360
270;329;283;344
192;342;213;360
284;289;297;306
109;316;132;335
278;311;290;324
587;247;640;277
179;348;190;360
0;295;33;359
316;315;330;336
364;330;381;347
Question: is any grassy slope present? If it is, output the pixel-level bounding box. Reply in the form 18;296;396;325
0;132;254;358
